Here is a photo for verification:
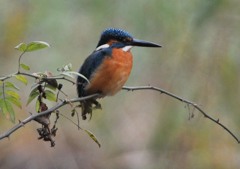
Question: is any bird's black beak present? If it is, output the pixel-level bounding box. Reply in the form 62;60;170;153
129;38;161;47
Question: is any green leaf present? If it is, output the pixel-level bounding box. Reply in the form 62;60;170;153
15;75;28;85
25;41;50;52
45;84;57;91
0;99;15;122
0;99;7;117
27;89;39;105
6;96;22;108
5;81;19;91
84;129;101;148
7;101;15;122
15;43;27;52
35;99;40;112
5;90;20;99
61;71;90;84
20;63;30;71
45;90;57;102
0;99;4;112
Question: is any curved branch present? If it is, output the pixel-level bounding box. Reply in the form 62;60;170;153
0;72;18;81
0;93;100;140
1;85;239;144
122;85;240;143
0;72;76;85
18;51;26;72
19;72;76;84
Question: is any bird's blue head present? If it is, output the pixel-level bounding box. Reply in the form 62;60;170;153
96;28;133;47
96;28;161;49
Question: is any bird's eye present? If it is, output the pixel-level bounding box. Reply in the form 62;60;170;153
123;37;132;42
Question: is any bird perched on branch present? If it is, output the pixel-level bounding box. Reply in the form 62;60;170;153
77;28;161;120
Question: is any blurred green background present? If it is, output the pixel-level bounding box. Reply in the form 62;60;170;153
1;0;240;168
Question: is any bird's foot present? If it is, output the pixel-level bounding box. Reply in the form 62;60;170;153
92;100;102;110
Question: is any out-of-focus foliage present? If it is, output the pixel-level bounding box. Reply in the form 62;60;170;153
0;41;50;123
0;0;240;169
15;41;50;52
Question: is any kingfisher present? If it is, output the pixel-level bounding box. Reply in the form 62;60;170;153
77;28;161;120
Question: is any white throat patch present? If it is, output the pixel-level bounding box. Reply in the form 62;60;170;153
95;44;110;51
95;44;133;52
122;46;133;52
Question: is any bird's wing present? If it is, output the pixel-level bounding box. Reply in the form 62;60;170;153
77;48;112;97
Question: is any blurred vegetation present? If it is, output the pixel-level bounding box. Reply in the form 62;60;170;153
0;0;240;168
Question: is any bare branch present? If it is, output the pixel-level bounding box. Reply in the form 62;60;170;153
0;71;76;85
0;72;18;81
0;84;239;144
18;51;26;72
0;93;100;140
122;85;240;143
19;72;76;84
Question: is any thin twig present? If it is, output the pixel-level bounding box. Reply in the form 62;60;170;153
122;85;240;143
0;72;18;81
0;93;100;140
0;84;239;143
0;72;76;85
19;72;76;84
18;51;26;73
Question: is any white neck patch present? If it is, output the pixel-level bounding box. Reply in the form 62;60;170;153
122;46;133;52
95;44;110;51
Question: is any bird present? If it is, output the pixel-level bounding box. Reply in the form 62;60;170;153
77;28;161;120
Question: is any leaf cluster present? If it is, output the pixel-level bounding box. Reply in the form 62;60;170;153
0;41;101;147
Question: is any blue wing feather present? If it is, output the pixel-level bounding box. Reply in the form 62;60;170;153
77;48;112;97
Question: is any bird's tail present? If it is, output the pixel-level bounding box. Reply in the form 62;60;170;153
80;99;101;120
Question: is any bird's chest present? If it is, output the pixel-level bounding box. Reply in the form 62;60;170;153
86;49;133;95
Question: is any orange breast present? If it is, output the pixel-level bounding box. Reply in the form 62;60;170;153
86;48;133;96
